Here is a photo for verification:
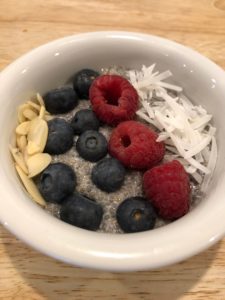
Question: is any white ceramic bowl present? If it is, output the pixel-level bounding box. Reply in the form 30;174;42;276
0;31;225;272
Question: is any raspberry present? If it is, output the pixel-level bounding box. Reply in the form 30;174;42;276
143;160;190;220
89;75;138;126
108;121;165;169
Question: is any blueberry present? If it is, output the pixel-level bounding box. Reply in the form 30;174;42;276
91;158;126;192
60;193;103;231
45;118;74;155
116;197;156;233
71;109;100;135
38;163;76;203
43;87;78;114
76;130;107;162
73;69;99;99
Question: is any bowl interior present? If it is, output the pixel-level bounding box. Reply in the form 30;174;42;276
0;32;225;271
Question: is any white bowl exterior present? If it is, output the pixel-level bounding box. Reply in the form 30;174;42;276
0;31;225;271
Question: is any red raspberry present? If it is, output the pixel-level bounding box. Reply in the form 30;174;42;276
89;74;138;126
143;160;190;220
108;121;165;169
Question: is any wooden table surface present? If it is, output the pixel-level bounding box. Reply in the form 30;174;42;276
1;1;225;299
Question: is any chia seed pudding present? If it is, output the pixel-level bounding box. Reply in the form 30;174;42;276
11;65;217;234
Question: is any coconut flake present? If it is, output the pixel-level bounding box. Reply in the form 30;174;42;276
128;64;217;188
156;81;183;92
191;114;212;130
184;135;212;159
191;171;203;184
201;136;218;192
136;110;153;124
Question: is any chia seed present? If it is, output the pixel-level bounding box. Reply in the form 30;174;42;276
44;100;202;233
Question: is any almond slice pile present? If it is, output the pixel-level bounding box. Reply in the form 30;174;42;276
10;94;52;207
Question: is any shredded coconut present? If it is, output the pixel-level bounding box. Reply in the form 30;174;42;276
127;64;217;192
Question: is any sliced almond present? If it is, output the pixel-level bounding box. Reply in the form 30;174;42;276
23;146;29;165
28;118;48;152
18;103;30;123
17;135;27;152
27;100;41;112
27;140;41;155
44;114;53;121
36;93;45;106
15;164;46;207
9;146;28;174
27;153;51;178
39;105;46;119
15;121;31;135
23;108;38;120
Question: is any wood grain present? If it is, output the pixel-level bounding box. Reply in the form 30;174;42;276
1;0;225;299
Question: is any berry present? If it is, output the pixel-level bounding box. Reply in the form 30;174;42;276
116;197;156;233
109;120;165;170
73;69;99;99
71;109;100;135
60;193;103;231
76;130;107;162
38;163;76;203
43;87;78;114
91;157;126;193
89;74;138;126
143;160;190;220
45;118;74;155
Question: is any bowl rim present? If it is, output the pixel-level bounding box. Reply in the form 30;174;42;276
1;31;225;272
